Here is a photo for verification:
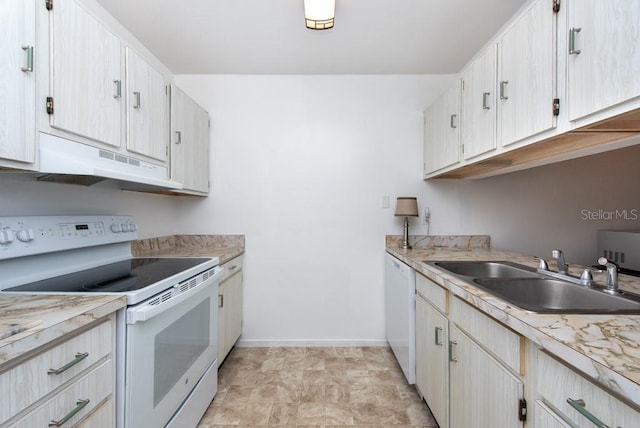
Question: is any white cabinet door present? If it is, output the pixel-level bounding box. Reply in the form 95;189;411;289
423;83;460;176
170;85;210;194
449;325;524;428
498;0;556;147
49;0;122;147
218;260;243;363
0;0;36;165
126;48;168;162
461;45;497;160
567;0;640;121
416;295;449;428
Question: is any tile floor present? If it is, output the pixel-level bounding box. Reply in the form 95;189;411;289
197;346;438;427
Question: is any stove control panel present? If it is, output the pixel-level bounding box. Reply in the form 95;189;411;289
0;215;138;260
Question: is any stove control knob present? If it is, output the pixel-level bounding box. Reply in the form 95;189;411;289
120;223;129;232
128;222;137;232
16;228;35;242
0;229;14;245
110;224;121;233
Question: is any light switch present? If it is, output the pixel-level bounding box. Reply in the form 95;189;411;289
382;195;390;208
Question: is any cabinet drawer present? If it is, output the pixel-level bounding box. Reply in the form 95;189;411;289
537;350;640;427
7;359;114;428
0;318;113;424
75;398;114;427
416;273;447;313
450;296;522;373
220;255;243;283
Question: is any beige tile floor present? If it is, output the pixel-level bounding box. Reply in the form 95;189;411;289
197;346;438;427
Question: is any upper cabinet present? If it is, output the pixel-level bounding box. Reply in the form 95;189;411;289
0;0;36;167
423;83;460;176
49;0;123;148
126;48;169;162
460;44;497;160
498;0;556;147
567;0;640;122
170;85;210;194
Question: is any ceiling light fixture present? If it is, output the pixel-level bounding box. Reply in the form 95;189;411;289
304;0;335;30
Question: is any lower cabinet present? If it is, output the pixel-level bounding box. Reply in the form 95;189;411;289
218;255;244;363
415;275;449;428
536;350;640;427
415;273;525;428
0;314;116;427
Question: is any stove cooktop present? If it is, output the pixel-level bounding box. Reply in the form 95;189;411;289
3;258;213;294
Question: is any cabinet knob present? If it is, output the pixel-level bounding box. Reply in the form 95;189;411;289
20;45;34;72
569;27;582;55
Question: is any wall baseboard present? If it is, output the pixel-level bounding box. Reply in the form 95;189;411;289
235;339;389;348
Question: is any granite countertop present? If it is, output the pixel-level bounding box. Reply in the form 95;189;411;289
0;295;126;366
386;238;640;408
132;234;245;265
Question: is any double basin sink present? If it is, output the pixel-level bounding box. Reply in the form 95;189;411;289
429;261;640;314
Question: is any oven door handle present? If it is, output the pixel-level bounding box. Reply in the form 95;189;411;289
126;266;224;324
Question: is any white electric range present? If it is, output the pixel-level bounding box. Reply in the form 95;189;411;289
0;215;223;428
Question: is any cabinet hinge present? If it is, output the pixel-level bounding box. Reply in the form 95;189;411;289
45;0;53;10
461;144;464;155
166;146;169;157
461;79;465;91
553;98;560;116
552;0;560;13
518;399;527;421
46;97;54;115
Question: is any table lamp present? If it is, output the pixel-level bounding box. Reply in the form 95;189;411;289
395;197;419;249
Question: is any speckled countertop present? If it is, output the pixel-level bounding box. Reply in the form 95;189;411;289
0;295;126;366
386;235;640;408
131;234;245;264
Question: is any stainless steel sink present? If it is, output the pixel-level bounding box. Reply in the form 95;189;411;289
429;260;640;314
473;278;640;314
431;261;540;278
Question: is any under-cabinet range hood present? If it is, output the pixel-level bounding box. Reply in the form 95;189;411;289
37;133;182;189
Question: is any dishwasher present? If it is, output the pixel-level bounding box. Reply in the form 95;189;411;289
385;252;416;384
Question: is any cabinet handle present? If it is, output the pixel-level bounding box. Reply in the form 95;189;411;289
47;352;89;375
113;80;122;99
566;398;609;428
482;92;491;110
499;81;509;100
450;114;457;129
228;265;237;271
133;91;141;109
21;45;34;72
175;131;182;144
434;327;443;346
448;340;457;362
48;398;90;426
569;27;582;55
218;294;224;308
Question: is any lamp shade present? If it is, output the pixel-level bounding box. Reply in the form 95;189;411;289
304;0;335;30
395;197;418;217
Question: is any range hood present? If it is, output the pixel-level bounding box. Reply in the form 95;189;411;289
37;133;182;190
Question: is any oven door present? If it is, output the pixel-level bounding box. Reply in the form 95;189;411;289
124;267;222;428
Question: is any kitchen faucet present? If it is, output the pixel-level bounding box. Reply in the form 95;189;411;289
598;257;619;294
538;249;594;286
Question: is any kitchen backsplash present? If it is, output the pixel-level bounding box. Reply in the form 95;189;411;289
132;234;245;255
385;235;490;249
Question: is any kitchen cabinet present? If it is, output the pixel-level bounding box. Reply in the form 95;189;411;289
170;85;210;194
423;83;460;176
49;0;123;148
0;315;116;426
536;349;640;427
567;0;640;122
0;0;36;167
449;325;524;428
460;45;497;160
218;255;243;363
498;0;556;147
534;400;571;428
126;47;169;162
415;274;449;428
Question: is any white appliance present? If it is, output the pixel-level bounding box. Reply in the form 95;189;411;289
598;230;640;273
385;252;416;384
0;215;222;428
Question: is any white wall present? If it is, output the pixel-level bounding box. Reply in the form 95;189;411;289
175;74;460;345
0;174;181;238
